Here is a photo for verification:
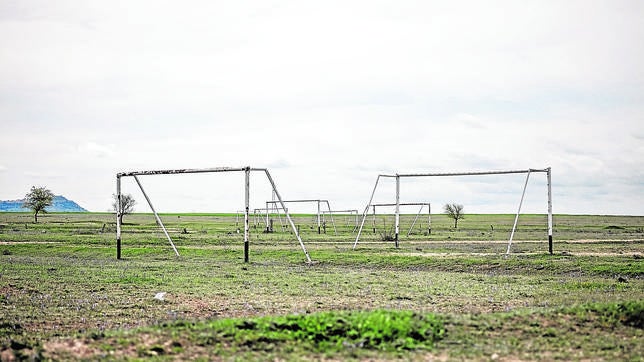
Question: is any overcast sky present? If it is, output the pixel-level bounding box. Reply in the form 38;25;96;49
1;0;642;215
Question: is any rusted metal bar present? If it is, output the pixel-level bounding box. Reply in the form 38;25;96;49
380;169;550;178
118;167;248;177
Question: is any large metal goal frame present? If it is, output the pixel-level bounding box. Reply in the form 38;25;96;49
115;166;311;263
353;168;553;255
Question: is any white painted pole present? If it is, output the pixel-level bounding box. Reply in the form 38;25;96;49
506;171;531;255
133;175;180;257
372;205;376;233
354;210;359;232
264;170;311;263
547;167;553;254
394;175;400;248
244;167;250;263
428;203;432;234
265;201;270;232
324;201;338;235
116;176;122;259
317;200;321;234
353;175;381;249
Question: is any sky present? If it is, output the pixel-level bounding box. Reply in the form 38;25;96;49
1;0;643;215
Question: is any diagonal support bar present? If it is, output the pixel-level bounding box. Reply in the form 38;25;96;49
354;175;382;249
506;171;531;255
133;175;180;256
264;170;312;263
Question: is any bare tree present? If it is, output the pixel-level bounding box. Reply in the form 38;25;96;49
23;186;54;223
443;203;464;229
112;193;136;224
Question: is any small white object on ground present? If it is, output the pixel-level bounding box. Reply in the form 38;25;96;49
154;292;166;301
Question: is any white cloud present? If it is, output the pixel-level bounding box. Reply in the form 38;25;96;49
77;142;115;159
0;0;642;214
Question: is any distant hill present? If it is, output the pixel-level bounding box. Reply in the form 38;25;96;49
0;195;88;212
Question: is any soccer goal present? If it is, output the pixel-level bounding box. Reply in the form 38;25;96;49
252;206;289;231
265;199;338;235
353;168;553;255
115;166;311;263
322;209;360;233
368;203;431;237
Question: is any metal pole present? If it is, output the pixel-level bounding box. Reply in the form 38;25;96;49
428;203;431;234
394;175;400;248
244;167;250;263
372;205;376;233
547;167;553;254
265;201;270;233
317;201;321;234
116;176;122;259
133;175;180;256
324;201;338;235
353;175;381;249
506;171;531;255
264;170;311;263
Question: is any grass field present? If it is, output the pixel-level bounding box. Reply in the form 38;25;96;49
1;212;643;361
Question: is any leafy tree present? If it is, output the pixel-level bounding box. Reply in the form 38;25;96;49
112;193;136;224
443;203;464;229
23;186;54;223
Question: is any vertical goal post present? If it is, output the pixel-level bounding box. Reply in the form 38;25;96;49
115;166;312;263
353;168;553;255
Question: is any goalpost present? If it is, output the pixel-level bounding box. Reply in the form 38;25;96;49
322;209;360;232
353;168;553;255
369;203;431;238
265;199;338;235
115;166;311;263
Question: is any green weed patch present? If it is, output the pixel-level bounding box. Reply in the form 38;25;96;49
215;309;445;352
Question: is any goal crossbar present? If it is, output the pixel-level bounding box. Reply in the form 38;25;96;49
115;166;311;262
